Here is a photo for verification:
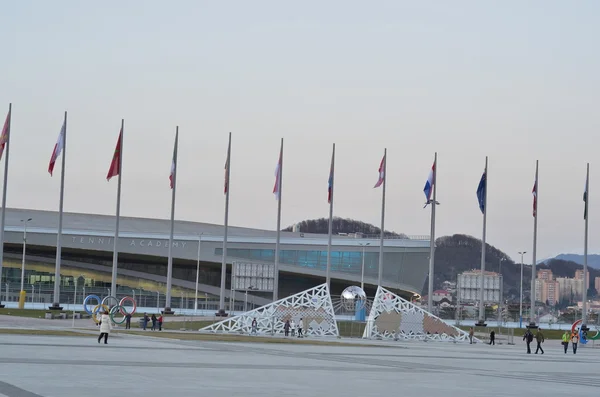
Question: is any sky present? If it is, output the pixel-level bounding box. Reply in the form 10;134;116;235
1;1;599;263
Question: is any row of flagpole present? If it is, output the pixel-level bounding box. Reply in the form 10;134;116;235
0;105;593;326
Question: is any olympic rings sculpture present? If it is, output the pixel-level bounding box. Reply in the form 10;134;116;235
83;295;137;324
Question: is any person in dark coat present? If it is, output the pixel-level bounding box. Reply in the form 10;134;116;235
284;320;291;337
489;330;495;345
523;329;534;354
151;314;157;331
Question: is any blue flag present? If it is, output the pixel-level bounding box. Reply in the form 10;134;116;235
477;172;486;214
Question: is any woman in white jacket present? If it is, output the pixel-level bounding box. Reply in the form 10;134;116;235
97;311;111;344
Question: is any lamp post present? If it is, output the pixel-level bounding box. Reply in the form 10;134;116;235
194;233;203;314
31;284;35;308
518;251;527;328
18;218;32;309
156;291;160;313
359;243;370;290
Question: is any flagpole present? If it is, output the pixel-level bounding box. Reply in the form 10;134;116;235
427;152;437;314
110;119;123;298
220;132;231;312
0;103;11;309
164;127;178;313
50;111;67;310
530;160;539;325
274;138;283;302
326;143;335;288
478;156;488;324
378;148;387;287
583;163;589;326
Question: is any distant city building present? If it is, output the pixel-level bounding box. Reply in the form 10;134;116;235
575;269;589;282
556;277;584;301
537;269;553;281
441;280;456;293
595;277;600;293
457;270;502;303
535;278;560;305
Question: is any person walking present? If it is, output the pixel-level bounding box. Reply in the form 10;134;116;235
469;327;474;344
562;330;570;354
290;319;296;337
158;315;163;331
489;330;495;346
571;329;579;354
298;318;304;338
284;320;290;337
535;328;545;354
151;314;157;331
142;313;149;330
97;311;111;344
251;318;257;335
125;313;132;330
523;329;534;354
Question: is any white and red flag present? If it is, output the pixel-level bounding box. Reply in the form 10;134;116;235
373;154;385;188
273;150;282;200
106;127;122;181
0;109;10;161
532;176;538;217
48;121;66;176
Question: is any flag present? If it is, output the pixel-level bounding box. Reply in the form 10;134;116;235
224;156;229;194
327;151;334;203
0;109;10;161
476;171;486;214
48;121;66;176
532;176;538;217
584;175;588;220
169;147;176;189
373;154;385;188
423;161;435;205
273;151;282;200
106;128;122;181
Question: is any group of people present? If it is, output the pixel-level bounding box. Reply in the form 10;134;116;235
96;311;165;345
247;318;306;337
468;326;586;355
561;329;581;354
141;313;164;331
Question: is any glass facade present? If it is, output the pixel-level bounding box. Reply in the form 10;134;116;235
215;248;379;276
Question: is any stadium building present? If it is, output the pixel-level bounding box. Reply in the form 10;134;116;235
0;208;430;310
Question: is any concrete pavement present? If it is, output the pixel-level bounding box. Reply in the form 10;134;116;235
0;332;599;397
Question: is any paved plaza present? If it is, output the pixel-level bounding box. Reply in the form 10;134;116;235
0;331;599;397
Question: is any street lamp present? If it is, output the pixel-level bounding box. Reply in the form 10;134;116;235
156;291;160;312
19;218;32;309
359;243;371;290
518;251;527;328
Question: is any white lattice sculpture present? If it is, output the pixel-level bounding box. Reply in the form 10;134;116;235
363;286;479;343
200;283;339;337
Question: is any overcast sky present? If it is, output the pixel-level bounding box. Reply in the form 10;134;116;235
1;1;599;263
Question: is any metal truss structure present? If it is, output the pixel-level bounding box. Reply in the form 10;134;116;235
200;283;339;337
363;286;478;343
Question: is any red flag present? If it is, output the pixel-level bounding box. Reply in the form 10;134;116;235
373;154;385;188
106;128;122;181
48;121;65;176
0;109;10;161
224;155;229;194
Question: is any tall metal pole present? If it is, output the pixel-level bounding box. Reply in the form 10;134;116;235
195;234;202;313
518;251;526;328
110;119;123;298
326;143;335;288
378;149;387;287
583;163;590;325
273;138;283;301
51;111;67;309
478;156;488;323
220;132;231;311
427;152;437;314
165;127;178;312
530;160;539;325
0;103;11;308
